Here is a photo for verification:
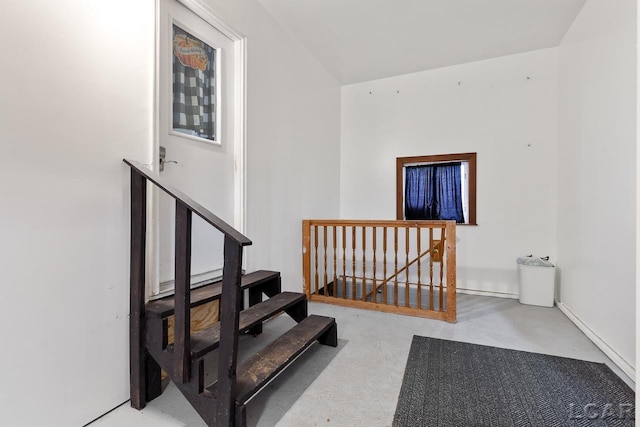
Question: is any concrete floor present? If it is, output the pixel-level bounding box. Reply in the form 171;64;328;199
90;294;634;427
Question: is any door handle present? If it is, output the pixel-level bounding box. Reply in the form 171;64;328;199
159;146;178;171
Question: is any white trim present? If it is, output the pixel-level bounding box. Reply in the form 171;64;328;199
456;287;518;299
637;0;640;389
169;16;223;147
234;36;248;242
177;0;244;40
146;189;161;300
557;301;636;383
169;129;222;146
148;0;163;300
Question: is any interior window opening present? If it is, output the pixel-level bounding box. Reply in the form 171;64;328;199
396;153;477;225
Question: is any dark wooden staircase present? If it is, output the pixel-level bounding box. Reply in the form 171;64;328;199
125;160;337;427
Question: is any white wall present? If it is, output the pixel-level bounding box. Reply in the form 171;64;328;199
557;0;636;377
205;0;342;289
340;48;559;297
0;0;340;425
0;1;155;425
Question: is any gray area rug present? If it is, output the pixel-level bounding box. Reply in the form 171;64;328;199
393;336;635;426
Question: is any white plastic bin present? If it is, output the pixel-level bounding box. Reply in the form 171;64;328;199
518;264;556;307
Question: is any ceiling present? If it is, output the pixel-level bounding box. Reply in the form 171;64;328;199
257;0;586;85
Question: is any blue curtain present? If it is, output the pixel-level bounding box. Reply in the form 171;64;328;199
405;163;464;223
405;166;436;220
435;164;464;223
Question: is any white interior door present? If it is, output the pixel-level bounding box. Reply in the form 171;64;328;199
156;0;241;294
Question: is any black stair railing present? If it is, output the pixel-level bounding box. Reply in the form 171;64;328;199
124;159;251;426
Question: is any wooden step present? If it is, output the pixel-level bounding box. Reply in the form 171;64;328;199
146;270;280;318
180;292;307;359
231;315;337;406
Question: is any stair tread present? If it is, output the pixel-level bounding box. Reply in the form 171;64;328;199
232;315;336;405
146;270;280;318
189;292;306;358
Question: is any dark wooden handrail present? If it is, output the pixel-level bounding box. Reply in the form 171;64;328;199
126;158;248;423
124;159;251;246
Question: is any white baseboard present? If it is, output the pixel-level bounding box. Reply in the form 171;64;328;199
456;287;518;300
557;301;635;384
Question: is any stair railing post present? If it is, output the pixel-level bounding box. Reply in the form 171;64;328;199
174;201;192;383
130;170;147;409
302;220;311;298
216;236;244;426
445;221;457;323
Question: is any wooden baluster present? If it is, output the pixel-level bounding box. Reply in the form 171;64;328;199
130;171;147;409
332;226;337;298
394;227;399;306
323;226;328;296
405;226;410;307
352;226;356;300
362;226;366;301
342;226;347;299
429;227;434;310
215;237;244;426
174;201;192;384
439;227;445;311
417;226;422;310
372;227;377;303
383;227;388;305
314;226;319;295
